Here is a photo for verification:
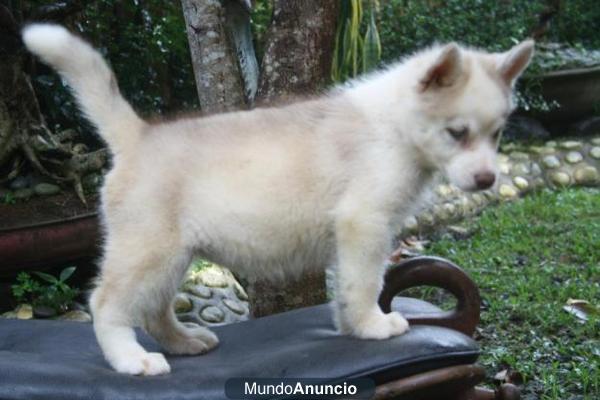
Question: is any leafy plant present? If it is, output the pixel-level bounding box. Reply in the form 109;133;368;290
331;0;382;82
11;266;80;314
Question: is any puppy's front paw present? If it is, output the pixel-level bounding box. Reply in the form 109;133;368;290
352;311;409;340
111;351;171;376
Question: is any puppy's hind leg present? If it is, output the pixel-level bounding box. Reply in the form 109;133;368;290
90;240;212;375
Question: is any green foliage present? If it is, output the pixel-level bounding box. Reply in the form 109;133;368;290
250;0;274;62
378;1;544;61
426;188;600;399
11;267;80;313
331;0;382;82
376;0;600;113
29;0;198;137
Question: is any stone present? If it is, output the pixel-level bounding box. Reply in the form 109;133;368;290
57;310;92;322
233;282;248;301
499;162;510;175
442;202;457;216
471;194;486;207
546;141;557;147
197;266;229;288
590;147;600;159
499;184;518;198
537;147;556;155
13;188;34;200
550;171;571;186
531;163;542;175
1;311;17;319
574;166;599;185
542;155;561;169
9;176;30;190
533;177;546;187
418;212;434;225
187;284;212;299
509;151;530;161
174;293;193;313
403;215;418;231
223;299;245;315
513;176;529;190
33;305;57;318
591;138;600;146
82;173;102;191
16;304;33;320
435;184;453;197
565;151;583;164
559;140;582;150
512;163;530;175
33;183;61;196
200;306;225;323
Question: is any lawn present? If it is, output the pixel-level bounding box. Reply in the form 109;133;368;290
424;188;599;400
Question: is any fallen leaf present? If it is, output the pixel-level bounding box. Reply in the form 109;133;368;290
563;298;599;322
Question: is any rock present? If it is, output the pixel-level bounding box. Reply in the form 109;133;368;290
530;163;542;175
33;305;57;318
559;140;582;150
174;293;193;313
1;311;17;319
435;184;453;197
223;299;246;315
442;202;457;216
200;306;225;323
16;304;33;320
550;171;571;186
590;147;600;159
13;188;34;200
197;266;229;288
574;166;599;185
532;177;546;187
546;141;557;147
57;310;92;322
542;155;561;169
33;183;61;196
503;116;550;141
565;151;583;164
499;184;518;198
591;138;600;146
417;212;434;225
403;215;418;231
9;176;30;190
513;176;529;190
512;163;530;175
82;173;102;191
186;284;212;299
499;162;510;175
233;282;248;301
509;151;530;161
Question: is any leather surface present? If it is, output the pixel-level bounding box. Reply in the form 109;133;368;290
0;298;479;400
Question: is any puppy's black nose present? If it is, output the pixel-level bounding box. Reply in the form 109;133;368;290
474;171;495;190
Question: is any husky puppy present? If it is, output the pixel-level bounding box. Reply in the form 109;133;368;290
22;24;533;375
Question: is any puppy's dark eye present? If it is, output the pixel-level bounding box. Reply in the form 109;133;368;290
446;127;469;141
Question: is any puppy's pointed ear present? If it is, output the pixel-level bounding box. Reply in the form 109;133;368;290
419;43;462;92
498;39;535;86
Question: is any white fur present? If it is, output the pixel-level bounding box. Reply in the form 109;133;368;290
23;24;533;375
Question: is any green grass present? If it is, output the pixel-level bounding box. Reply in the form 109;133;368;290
424;188;599;400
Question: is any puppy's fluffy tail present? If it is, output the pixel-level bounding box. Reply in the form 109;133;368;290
22;24;144;154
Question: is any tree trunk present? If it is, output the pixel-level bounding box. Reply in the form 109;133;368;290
181;0;258;113
257;0;340;104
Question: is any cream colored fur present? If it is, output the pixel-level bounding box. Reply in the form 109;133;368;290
22;23;534;376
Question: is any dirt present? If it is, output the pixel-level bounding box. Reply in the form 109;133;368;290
0;192;99;230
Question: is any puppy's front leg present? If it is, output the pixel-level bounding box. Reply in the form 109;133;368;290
334;210;409;339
